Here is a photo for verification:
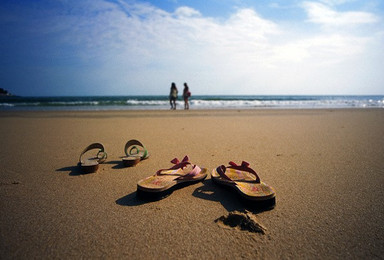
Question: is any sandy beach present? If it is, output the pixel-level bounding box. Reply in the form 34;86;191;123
0;108;383;259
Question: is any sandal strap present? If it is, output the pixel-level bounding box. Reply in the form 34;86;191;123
156;156;201;177
169;155;190;170
79;143;107;164
216;165;233;182
217;161;260;183
124;139;148;158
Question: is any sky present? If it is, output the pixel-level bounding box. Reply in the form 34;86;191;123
0;0;383;96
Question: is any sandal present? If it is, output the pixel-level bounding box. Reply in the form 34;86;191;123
79;143;107;173
211;161;275;201
137;156;207;198
122;140;149;167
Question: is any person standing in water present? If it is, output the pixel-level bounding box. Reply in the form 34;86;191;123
183;83;191;110
169;82;178;110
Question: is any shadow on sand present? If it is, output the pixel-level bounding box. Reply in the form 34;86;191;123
115;181;198;206
105;160;126;169
115;191;154;206
56;165;84;176
56;158;129;176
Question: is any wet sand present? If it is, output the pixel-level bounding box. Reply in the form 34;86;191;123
0;109;383;259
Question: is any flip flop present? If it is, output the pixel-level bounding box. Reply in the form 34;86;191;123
122;139;149;167
211;161;275;201
137;156;207;198
79;143;107;173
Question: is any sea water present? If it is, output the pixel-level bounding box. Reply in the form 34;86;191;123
0;95;383;111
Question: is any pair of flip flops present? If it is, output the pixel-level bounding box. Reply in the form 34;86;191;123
79;140;148;173
137;158;275;202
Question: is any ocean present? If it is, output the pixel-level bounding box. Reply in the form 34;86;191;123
0;95;383;111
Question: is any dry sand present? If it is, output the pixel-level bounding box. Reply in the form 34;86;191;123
0;109;383;259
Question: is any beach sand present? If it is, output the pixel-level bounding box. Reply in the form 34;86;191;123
0;109;383;259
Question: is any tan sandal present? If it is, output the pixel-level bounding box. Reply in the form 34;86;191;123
122;139;149;167
78;143;107;173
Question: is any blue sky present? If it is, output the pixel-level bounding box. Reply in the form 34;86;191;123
0;0;383;96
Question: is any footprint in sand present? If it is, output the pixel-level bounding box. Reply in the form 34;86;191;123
215;210;267;234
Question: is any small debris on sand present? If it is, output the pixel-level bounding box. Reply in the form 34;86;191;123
215;210;267;234
0;181;20;185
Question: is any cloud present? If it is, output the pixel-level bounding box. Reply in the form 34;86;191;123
175;6;201;17
302;1;379;26
318;0;356;6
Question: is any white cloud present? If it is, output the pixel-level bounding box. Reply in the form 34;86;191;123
302;1;379;26
175;6;201;17
319;0;356;6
